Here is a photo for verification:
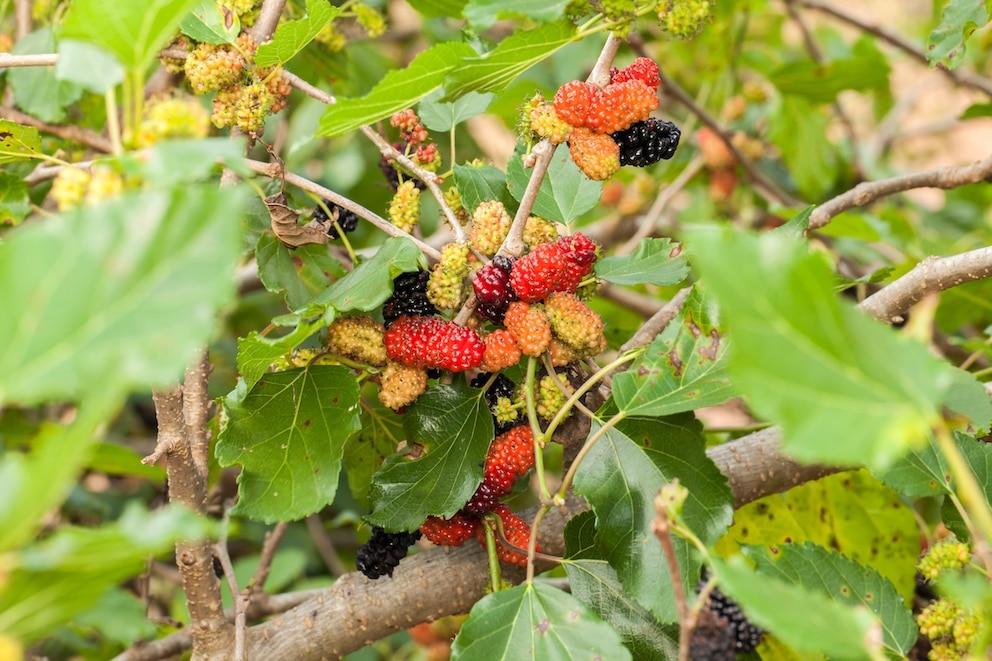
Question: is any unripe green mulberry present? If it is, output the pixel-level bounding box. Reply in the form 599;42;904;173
492;396;520;426
134;95;210;148
353;2;386;37
427;242;471;310
657;0;713;39
445;186;471;225
535;374;572;421
378;360;428;410
918;539;970;580
85;167;123;205
326;316;388;366
184;42;244;94
529;104;573;144
470;200;512;256
522;215;560;249
388;180;421;233
545;292;606;357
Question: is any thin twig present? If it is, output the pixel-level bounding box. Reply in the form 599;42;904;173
250;0;288;44
251;521;291;592
305;515;349;577
0;52;58;68
243;158;443;261
1;105;114;153
809;152;992;230
618;286;692;353
797;0;992;97
214;516;248;661
651;492;689;661
14;0;32;40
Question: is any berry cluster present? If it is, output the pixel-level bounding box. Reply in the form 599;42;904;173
181;32;291;137
530;58;680;180
918;538;971;581
312;199;360;239
383;270;438;327
133;94;210;148
49;165;125;211
356;527;422;579
693;578;764;654
419;425;539;567
917;597;981;658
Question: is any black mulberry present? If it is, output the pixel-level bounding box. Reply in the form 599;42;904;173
313;199;359;239
382;270;438;327
356;527;421;579
610;118;681;167
696;575;764;653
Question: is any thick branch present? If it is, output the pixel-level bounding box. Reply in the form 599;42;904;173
0;52;58;68
809;152;992;229
250;0;288;44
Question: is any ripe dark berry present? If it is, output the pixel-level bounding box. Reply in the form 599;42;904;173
472;256;517;323
313;199;359;239
383;316;485;372
697;576;764;653
610;118;681;167
688;608;737;661
356;527;422;579
383;270;438;327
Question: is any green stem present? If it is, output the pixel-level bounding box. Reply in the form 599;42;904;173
523;356;552;502
542;349;640;441
104;90;124;156
525;505;550;584
483;516;502;592
934;424;992;550
449;126;456;170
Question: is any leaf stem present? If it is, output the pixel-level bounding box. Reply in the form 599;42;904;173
525;504;550;584
104;89;123;157
523;356;553;502
483;516;503;592
934;424;992;570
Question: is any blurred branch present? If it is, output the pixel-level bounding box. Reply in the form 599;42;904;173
797;0;992;97
2;105;114;153
0;52;57;68
809;152;992;229
14;0;31;39
250;0;288;43
250;522;291;593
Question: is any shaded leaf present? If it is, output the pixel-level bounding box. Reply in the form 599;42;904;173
767;96;836;199
319;42;477;137
746;543;917;656
344;401;404;510
406;0;468;17
216;365;362;523
255;0;340;68
55;40;125;93
8;29;82;123
506;148;602;224
0;186;246;405
236;317;326;391
453;163;514;212
941;432;992;539
612;287;734;417
316;235;426;312
769;56;889;104
596;238;689;287
688;227;952;469
443;21;578;99
367;385;492;532
563;512;679;660
451;582;632;660
876;436;951;498
573;413;733;622
139;137;252;186
256;233;346;311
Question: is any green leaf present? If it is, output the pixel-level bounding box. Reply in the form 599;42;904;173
0;186;246;406
255;0;340;68
961;101;992;119
0;504;213;642
215;365;362;523
767;95;835;199
876;436;951;498
316;236;426;312
943;365;992;432
463;0;569;29
451;582;632;660
563;512;679;660
0;172;31;225
344;401;403;510
0;120;41;164
927;0;990;70
55;40;125;93
688;227;952;470
256;233;346;311
506;147;602;224
443;21;578;99
746;543;917;656
453;163;514;212
708;555;877;659
72;588;157;647
406;0;468;18
716;471;920;604
180;0;240;44
87;443;166;482
941;432;992;539
595;238;689;287
367;385;493;532
60;0;201;71
419;89;495;132
8;29;83;123
319;42;477;137
236;317;326;391
572;413;734;622
612;287;734;417
769;57;890;104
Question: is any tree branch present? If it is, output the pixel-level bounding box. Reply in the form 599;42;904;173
249;0;288;44
808;152;992;229
0;52;58;68
1;105;114;153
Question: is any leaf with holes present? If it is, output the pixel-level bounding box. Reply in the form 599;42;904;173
366;384;492;532
215;365;362;523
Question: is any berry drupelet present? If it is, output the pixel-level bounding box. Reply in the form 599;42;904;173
610;118;682;167
356;527;422;579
